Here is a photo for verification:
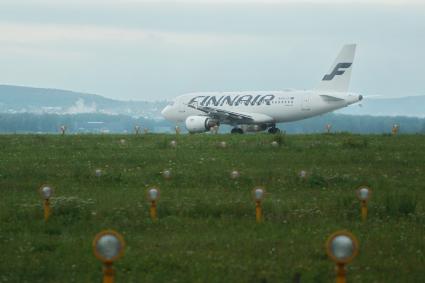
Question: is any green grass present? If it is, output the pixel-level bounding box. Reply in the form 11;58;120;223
0;133;424;283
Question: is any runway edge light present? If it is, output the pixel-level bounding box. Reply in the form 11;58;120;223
95;169;103;177
230;170;240;180
60;125;67;135
162;169;172;180
326;230;359;283
147;187;161;221
252;187;265;223
356;185;372;222
93;230;126;283
170;140;177;148
39;184;54;222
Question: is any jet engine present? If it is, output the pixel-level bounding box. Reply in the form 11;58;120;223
185;116;219;133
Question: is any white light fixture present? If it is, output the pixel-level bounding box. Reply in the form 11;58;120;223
356;186;371;201
97;235;121;260
39;185;54;200
326;231;359;264
147;188;160;201
93;230;125;263
299;170;307;179
253;187;265;202
230;170;240;179
332;235;354;260
162;170;172;179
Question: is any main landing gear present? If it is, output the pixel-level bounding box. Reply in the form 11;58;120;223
268;126;281;134
231;127;244;134
230;126;280;134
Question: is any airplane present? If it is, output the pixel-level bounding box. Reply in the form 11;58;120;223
161;44;362;134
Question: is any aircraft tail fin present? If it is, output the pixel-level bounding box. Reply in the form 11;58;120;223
315;44;356;93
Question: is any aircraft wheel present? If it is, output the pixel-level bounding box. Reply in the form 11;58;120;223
231;128;244;134
268;127;281;134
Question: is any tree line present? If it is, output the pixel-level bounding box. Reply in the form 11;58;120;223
0;113;424;134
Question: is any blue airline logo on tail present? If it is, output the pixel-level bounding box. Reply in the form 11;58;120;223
322;62;352;81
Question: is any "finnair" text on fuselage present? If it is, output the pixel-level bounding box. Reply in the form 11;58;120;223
188;94;279;107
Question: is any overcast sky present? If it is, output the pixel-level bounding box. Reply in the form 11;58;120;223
0;0;424;101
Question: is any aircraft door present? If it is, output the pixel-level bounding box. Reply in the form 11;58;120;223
301;96;311;111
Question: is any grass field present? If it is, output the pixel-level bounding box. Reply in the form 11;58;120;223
0;133;424;283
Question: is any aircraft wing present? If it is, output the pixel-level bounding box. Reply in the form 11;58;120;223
187;103;274;124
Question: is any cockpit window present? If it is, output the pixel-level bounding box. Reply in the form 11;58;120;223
167;100;175;106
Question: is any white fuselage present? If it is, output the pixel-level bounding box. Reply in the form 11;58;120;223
161;44;361;133
161;90;362;125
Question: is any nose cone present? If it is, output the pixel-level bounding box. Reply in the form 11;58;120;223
161;106;171;120
359;95;363;101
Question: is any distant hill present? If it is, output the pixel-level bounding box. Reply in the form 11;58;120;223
1;84;424;119
0;85;167;119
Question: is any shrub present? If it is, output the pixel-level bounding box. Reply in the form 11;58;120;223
272;133;286;146
341;138;368;149
384;193;417;216
308;173;327;188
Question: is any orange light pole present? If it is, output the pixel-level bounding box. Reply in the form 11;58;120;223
392;124;399;135
255;201;262;223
